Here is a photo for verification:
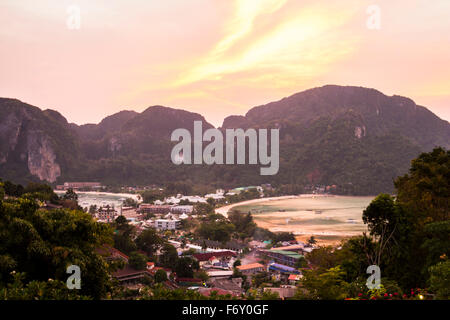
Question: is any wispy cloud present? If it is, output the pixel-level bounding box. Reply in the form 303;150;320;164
171;1;358;88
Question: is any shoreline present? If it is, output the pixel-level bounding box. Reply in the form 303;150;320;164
215;194;371;245
215;194;335;217
54;190;142;201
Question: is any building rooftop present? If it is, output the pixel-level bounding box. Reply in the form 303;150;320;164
288;274;302;281
210;279;244;294
271;244;305;251
268;263;299;274
266;250;303;259
237;263;264;271
193;251;236;262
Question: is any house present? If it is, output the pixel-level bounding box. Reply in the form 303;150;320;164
236;263;265;275
208;256;220;265
288;274;302;285
204;193;225;200
121;207;140;219
193;251;236;267
258;249;303;267
267;263;300;275
179;213;189;220
146;262;155;270
148;266;172;279
208;278;244;295
170;205;193;214
212;260;230;270
267;263;301;283
154;219;181;230
138;204;172;214
263;286;297;299
96;245;129;263
97;206;118;221
193;239;246;253
113;265;152;284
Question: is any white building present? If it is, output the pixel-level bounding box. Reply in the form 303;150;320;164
171;205;194;214
204;193;225;200
155;219;181;230
179;213;189;220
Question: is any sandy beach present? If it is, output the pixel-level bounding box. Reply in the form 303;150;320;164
215;194;336;217
216;194;372;245
215;195;301;217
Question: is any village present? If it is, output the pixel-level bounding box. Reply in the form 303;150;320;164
72;185;318;299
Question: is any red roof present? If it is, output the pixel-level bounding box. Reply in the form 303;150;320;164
193;251;236;262
111;247;129;260
96;245;129;260
288;274;301;281
198;288;237;297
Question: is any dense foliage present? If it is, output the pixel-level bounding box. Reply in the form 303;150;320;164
0;183;116;299
296;148;449;299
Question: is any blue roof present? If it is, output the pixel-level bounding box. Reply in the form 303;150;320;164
268;263;299;274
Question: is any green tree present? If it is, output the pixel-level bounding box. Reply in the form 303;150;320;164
63;188;78;201
159;244;178;268
135;228;164;258
228;210;257;239
22;182;59;203
2;181;24;197
128;252;147;270
395;147;449;223
88;204;97;215
0;182;4;200
174;257;198;278
299;266;349;300
113;216;137;254
252;272;271;288
195;270;209;282
0;195;115;299
428;259;450;300
196;220;235;243
261;289;280;300
123;198;138;208
360;148;450;290
194;202;215;215
294;256;308;269
154;269;168;283
0;272;90;300
307;236;317;246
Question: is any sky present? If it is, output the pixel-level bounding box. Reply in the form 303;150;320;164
0;0;449;127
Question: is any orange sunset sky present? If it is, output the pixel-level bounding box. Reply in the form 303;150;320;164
0;0;449;127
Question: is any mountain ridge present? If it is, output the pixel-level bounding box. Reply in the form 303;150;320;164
0;85;449;195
